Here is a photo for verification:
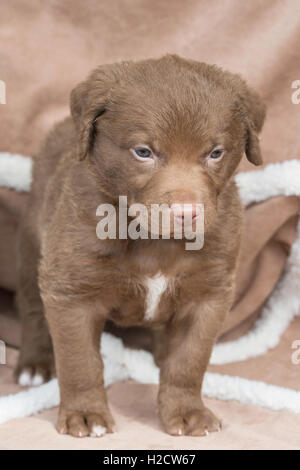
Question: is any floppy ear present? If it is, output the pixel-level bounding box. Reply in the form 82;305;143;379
70;64;121;160
244;119;264;166
233;77;266;166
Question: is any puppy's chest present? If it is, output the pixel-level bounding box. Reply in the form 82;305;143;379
109;272;175;326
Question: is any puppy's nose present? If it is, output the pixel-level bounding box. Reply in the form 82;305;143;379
172;204;198;221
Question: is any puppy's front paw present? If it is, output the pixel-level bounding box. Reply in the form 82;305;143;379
159;401;221;437
57;405;115;438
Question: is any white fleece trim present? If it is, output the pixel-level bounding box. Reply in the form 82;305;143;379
0;153;299;424
0;153;32;192
0;377;60;424
236;159;300;206
210;217;300;364
1;332;300;424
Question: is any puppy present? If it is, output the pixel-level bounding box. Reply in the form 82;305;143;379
16;55;265;437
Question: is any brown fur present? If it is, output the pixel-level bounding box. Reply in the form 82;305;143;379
16;55;265;437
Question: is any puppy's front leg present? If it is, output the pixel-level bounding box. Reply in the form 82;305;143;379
158;295;231;437
45;301;114;438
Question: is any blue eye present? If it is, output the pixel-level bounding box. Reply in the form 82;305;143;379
134;148;152;159
209;149;224;159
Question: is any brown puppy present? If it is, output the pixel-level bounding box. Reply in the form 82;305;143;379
15;55;265;437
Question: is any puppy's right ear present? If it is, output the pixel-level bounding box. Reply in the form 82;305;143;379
232;77;266;166
70;64;121;160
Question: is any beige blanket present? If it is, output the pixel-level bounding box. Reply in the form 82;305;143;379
0;0;300;450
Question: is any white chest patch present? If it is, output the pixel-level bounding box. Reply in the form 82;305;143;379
144;274;169;321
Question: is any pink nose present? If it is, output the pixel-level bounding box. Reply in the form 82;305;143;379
172;204;198;221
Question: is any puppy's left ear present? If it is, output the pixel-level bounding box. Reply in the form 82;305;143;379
70;79;102;161
233;77;266;166
70;63;123;160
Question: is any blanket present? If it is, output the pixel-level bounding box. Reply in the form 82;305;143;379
0;0;300;450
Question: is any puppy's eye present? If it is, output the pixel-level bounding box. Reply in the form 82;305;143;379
135;148;152;158
131;146;154;161
209;148;224;160
209;149;224;160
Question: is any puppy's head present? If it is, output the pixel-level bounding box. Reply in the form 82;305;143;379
71;55;265;236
